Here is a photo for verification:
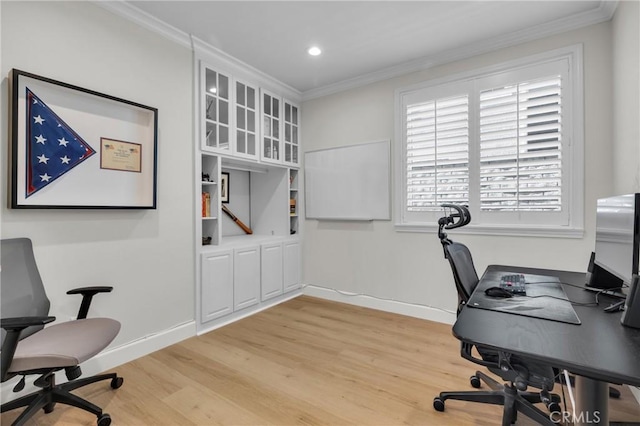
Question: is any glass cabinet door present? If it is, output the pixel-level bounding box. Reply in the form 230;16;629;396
284;100;299;166
203;66;231;152
261;90;281;162
235;80;258;158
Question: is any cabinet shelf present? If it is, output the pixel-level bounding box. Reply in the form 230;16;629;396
202;216;218;220
202;181;217;185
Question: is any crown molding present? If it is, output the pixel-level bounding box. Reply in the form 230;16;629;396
302;0;618;101
95;0;193;50
191;37;301;102
95;1;301;102
95;0;616;103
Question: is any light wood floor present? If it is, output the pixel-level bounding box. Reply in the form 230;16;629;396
2;296;639;425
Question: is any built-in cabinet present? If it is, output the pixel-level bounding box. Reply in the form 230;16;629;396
199;238;301;326
260;89;300;167
259;238;301;301
196;56;302;333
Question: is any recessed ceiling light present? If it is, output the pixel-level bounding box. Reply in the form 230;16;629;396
308;46;322;56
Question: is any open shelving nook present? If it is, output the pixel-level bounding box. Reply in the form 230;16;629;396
200;155;295;249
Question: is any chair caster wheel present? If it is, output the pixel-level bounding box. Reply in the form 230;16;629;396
97;413;111;426
548;401;561;414
610;386;621;399
111;377;124;389
43;402;56;413
470;375;481;388
433;397;445;412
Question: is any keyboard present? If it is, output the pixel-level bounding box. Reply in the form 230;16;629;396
499;274;527;294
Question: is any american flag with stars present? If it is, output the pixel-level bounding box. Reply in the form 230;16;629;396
26;88;95;197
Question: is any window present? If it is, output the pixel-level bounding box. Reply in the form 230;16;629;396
396;46;583;236
406;94;470;210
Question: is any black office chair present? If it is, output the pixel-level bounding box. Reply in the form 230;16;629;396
433;205;562;426
1;238;123;426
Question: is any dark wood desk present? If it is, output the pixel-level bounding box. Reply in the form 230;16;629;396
453;265;640;425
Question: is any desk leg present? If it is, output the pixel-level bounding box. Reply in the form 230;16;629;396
574;376;608;425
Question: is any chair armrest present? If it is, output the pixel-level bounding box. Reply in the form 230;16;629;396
1;316;56;331
460;342;496;369
66;286;113;319
1;316;55;381
66;286;113;296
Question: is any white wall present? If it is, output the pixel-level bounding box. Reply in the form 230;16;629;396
1;0;195;366
612;0;640;194
301;22;615;319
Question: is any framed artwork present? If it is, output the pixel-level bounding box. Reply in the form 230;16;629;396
221;172;229;203
9;69;158;209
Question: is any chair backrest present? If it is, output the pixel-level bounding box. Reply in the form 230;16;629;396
1;238;51;344
443;241;479;308
437;205;479;311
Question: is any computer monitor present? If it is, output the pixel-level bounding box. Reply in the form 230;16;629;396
586;193;640;295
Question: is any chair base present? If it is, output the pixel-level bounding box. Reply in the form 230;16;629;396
1;372;123;426
434;371;560;426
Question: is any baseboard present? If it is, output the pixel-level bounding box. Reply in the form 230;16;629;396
630;386;640;405
303;285;457;325
197;290;302;335
1;320;196;404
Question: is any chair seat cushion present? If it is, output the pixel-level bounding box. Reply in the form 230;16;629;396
8;318;120;373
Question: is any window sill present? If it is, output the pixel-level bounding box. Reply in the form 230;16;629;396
394;222;584;239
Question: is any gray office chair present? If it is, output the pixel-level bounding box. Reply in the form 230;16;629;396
1;238;123;426
433;205;561;426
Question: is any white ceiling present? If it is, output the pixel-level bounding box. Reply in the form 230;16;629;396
124;1;613;96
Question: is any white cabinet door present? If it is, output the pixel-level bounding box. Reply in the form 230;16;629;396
283;240;301;293
260;89;282;164
202;65;232;153
261;242;283;301
201;250;233;323
283;100;300;166
234;79;259;160
234;246;260;310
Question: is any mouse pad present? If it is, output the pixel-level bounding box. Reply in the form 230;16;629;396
467;271;581;325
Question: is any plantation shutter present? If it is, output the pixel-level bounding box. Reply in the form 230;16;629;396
405;95;469;211
478;76;562;211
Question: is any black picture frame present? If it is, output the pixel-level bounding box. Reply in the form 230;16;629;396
221;172;229;203
9;69;158;209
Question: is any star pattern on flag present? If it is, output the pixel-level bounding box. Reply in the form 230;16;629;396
26;88;96;197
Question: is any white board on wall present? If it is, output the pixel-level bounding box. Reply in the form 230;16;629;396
304;140;390;220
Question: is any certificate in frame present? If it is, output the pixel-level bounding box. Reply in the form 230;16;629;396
100;138;142;173
9;69;158;209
